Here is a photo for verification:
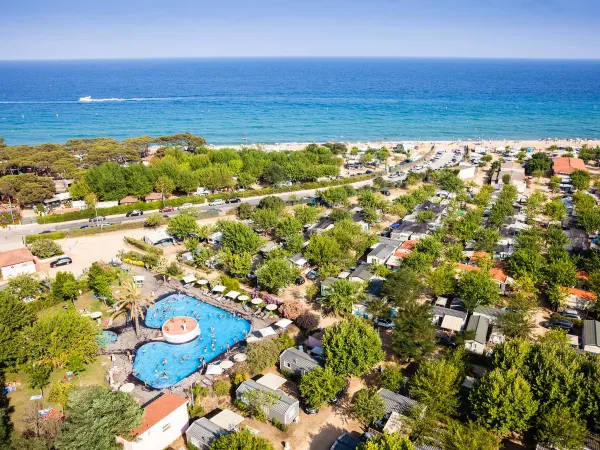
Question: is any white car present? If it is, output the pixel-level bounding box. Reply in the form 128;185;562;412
178;203;194;210
209;199;225;206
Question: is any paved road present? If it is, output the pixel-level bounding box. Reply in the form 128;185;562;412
0;146;463;245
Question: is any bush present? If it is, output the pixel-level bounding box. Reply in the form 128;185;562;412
25;231;67;243
124;237;164;255
274;332;295;352
231;362;251;386
213;379;232;397
378;364;405;392
296;312;320;330
144;213;166;228
279;299;305;320
188;403;205;420
246;340;281;375
29;239;63;258
272;418;288;432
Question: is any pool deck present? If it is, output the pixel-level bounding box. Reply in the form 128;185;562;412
102;266;280;404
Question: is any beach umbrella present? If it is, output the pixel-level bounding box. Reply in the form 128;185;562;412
196;279;209;285
251;298;263;305
237;295;249;301
233;353;247;362
205;364;223;376
219;360;234;369
266;304;278;311
119;383;135;393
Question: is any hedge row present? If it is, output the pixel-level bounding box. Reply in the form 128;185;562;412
26;221;146;243
37;173;379;224
124;237;164;255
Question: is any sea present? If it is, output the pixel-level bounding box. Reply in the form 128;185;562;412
1;58;600;146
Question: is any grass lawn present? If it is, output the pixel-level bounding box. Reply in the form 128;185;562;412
5;355;110;433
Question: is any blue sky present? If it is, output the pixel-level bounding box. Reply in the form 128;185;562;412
1;0;599;59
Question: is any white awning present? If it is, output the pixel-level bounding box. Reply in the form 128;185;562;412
182;275;197;284
256;373;287;390
225;290;240;299
258;326;276;337
441;315;464;332
209;409;245;431
275;318;292;329
205;364;223;375
211;285;226;293
133;275;145;282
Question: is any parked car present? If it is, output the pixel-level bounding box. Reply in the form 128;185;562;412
178;203;194;210
381;190;391;196
159;206;174;213
548;319;573;332
50;256;72;268
295;276;306;285
301;402;319;415
89;216;106;223
38;230;53;234
79;225;91;229
562;309;581;320
207;209;221;214
226;198;241;204
306;270;318;280
209;199;225;206
374;318;395;329
125;209;143;217
436;331;457;348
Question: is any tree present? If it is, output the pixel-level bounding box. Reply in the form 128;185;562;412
261;164;288;186
525;152;552;175
28;239;63;259
210;429;274;450
536;406;586;450
237;202;254;220
322;279;365;314
48;381;74;410
241;388;280;421
570;169;591;191
498;309;534;339
144;213;166;228
257;195;286;213
470;368;538;436
6;274;43;301
87;262;113;299
294;205;319;226
378;364;405;392
295;312;320;330
251;208;280;231
474;228;501;253
457;270;499;312
549;175;561;193
279;299;305;320
525;190;547;218
256;257;298;293
299;366;347;410
323;317;384;376
410;357;462;417
51;271;79;305
25;363;52;395
0;291;36;368
544;198;568;221
245;340;281;375
383;269;424;308
111;278;154;337
305;234;343;267
222;249;253;277
0;174;55;205
392;303;436;362
58;386;144;450
24;309;99;369
276;216;302;239
167;213;199;239
442;420;500;450
353;389;386;428
219;221;262;255
358;433;414;450
426;263;456;297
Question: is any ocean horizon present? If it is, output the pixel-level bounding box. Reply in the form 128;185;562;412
1;57;600;146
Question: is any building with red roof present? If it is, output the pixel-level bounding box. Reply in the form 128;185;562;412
553;157;586;175
117;393;188;450
0;247;37;280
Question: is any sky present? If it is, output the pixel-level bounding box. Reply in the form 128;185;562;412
1;0;599;60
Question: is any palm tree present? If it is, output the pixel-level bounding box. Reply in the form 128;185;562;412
111;278;154;337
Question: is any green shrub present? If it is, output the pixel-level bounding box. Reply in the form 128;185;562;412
213;379;232;397
28;239;63;258
271;418;288;432
187;403;205;420
124;237;164;255
25;231;67;243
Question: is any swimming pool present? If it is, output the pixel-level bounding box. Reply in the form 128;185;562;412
133;294;251;388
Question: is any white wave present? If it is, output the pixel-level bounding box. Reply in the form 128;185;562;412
0;96;202;104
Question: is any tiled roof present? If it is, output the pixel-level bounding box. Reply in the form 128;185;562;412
455;263;480;272
565;287;596;301
119;196;139;204
0;248;35;267
130;393;187;438
400;240;417;250
489;267;508;283
145;192;163;201
553;157;586;174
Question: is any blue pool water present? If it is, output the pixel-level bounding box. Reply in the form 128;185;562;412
133;294;251;388
97;330;118;348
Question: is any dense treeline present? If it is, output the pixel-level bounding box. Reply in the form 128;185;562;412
0;133;345;204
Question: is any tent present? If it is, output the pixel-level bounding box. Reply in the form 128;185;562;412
182;275;197;285
258;327;276;337
275;318;292;329
225;290;240;299
209;409;245;431
211;285;226;294
205;364;223;376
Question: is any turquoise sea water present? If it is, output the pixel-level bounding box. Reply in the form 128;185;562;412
1;58;600;145
133;294;250;388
